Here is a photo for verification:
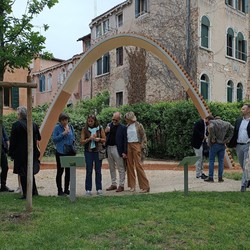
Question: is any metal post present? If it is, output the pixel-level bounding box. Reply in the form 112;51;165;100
184;163;189;196
70;167;76;202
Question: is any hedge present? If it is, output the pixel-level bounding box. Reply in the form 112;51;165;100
3;96;244;160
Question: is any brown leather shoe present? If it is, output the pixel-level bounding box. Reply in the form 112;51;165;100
139;188;150;193
106;185;117;191
116;186;124;192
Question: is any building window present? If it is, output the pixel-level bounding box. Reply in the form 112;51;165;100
227;80;234;102
58;69;66;85
135;0;148;18
237;0;247;13
117;13;123;27
237;83;243;101
47;73;52;92
39;75;46;92
96;24;102;38
200;74;209;101
96;53;110;76
3;87;19;108
3;88;10;107
201;16;210;48
116;92;123;107
236;32;247;61
227;28;234;57
103;19;109;34
116;47;123;66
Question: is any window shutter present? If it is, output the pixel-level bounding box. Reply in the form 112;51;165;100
135;0;140;17
245;0;248;13
11;87;19;109
243;40;247;61
235;0;238;10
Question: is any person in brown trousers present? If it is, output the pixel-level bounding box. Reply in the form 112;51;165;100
124;112;150;193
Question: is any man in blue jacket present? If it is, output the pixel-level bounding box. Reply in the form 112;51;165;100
105;112;127;192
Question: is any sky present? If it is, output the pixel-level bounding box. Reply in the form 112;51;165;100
13;0;125;60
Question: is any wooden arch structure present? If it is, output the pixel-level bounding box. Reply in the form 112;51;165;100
40;33;234;168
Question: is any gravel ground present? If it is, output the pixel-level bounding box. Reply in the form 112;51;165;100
5;167;243;198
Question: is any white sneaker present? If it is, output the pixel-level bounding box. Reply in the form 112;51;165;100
97;190;103;196
15;187;21;193
85;190;92;196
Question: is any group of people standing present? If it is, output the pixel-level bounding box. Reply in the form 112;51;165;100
191;103;250;192
4;104;249;198
52;111;150;197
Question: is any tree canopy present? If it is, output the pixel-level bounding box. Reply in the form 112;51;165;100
0;0;58;80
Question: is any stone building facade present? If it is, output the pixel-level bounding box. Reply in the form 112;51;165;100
82;0;249;106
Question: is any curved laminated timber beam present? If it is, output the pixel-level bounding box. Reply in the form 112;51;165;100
39;33;234;168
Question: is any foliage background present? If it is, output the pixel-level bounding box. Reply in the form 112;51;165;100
3;93;243;160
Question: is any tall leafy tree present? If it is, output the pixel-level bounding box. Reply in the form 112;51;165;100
0;0;58;156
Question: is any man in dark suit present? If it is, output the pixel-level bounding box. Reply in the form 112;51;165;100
105;112;127;192
191;115;214;179
228;104;250;192
9;106;41;199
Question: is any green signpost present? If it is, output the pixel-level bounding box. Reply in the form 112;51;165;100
60;156;85;202
179;156;200;196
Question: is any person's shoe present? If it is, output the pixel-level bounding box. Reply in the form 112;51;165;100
129;187;135;192
64;190;70;195
218;177;224;182
247;180;250;188
19;196;26;200
106;185;117;191
201;173;208;179
0;186;14;192
85;190;92;196
97;190;103;196
204;177;214;182
241;185;246;192
15;187;22;193
139;188;150;193
116;186;124;192
58;191;67;196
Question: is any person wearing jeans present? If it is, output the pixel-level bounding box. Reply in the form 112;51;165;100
204;117;234;183
81;115;106;196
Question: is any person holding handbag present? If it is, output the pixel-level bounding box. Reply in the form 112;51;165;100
80;115;106;196
52;113;75;196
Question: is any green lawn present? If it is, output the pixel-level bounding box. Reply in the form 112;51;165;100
0;191;250;249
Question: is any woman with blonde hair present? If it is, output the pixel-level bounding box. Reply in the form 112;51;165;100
124;111;150;193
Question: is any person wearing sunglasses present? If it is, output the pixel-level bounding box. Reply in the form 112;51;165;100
105;112;127;192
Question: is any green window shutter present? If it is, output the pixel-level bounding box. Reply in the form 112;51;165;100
11;87;19;109
237;87;243;101
243;40;247;61
135;0;140;17
245;0;248;13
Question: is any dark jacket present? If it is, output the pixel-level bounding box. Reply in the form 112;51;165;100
106;123;127;156
9;119;41;176
228;117;250;148
191;119;205;149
